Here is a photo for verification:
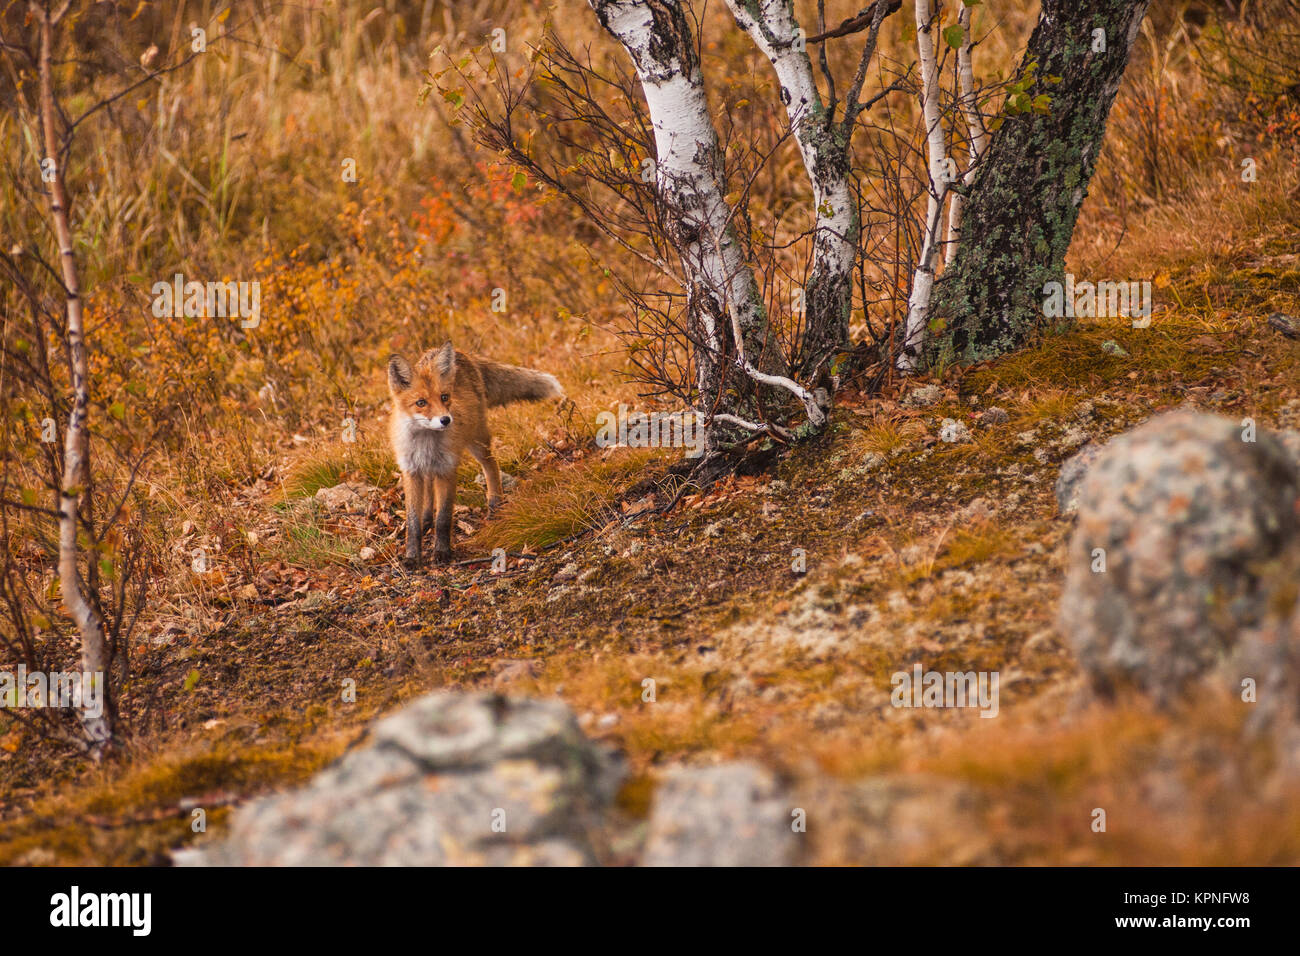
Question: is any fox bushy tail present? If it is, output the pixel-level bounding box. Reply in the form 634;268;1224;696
478;359;563;407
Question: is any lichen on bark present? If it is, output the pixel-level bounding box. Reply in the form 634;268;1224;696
925;0;1152;368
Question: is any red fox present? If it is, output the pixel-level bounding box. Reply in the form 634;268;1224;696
388;342;562;567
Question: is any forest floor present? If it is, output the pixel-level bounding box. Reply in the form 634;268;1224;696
3;242;1299;863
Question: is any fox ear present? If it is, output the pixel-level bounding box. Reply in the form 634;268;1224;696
434;342;456;377
387;354;412;391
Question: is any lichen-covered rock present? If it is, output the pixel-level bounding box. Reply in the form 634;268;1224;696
939;418;971;444
1055;441;1107;515
902;384;943;408
1236;594;1300;775
1060;410;1300;704
805;775;995;865
182;693;623;865
1277;429;1300;473
314;481;378;512
642;763;798;866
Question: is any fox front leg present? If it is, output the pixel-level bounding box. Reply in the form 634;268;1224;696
421;473;436;531
403;472;426;569
432;473;457;565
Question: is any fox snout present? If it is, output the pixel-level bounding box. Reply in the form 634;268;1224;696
410;413;453;430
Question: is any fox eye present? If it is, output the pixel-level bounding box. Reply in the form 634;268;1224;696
440;393;450;404
415;398;427;408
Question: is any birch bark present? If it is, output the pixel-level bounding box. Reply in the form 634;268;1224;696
35;0;114;751
591;0;826;437
943;1;989;266
725;0;857;377
899;0;949;371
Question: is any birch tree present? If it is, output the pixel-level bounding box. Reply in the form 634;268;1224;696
28;0;113;750
723;0;859;378
456;0;1152;453
899;0;950;371
943;0;990;266
587;0;837;448
590;0;771;434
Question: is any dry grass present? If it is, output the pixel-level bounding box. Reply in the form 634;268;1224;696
473;447;663;553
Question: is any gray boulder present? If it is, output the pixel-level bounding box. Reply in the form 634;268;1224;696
1060;410;1299;705
1055;441;1107;515
1237;595;1300;774
642;763;798;866
183;692;623;865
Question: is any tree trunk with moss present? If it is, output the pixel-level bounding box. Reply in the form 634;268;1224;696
924;0;1151;367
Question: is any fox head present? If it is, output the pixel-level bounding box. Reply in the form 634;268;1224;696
388;343;457;431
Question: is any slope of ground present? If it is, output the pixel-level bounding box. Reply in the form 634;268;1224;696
3;268;1298;863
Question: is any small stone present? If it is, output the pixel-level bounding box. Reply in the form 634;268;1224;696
1267;312;1300;339
1100;339;1129;357
554;563;579;582
982;406;1010;425
903;384;944;408
1055;442;1107;516
492;659;540;688
314;482;378;512
1058;426;1090;452
938;419;971;444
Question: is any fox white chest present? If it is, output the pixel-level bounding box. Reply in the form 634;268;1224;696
396;425;458;476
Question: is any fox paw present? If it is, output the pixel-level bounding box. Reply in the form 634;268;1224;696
432;547;453;566
402;554;421;571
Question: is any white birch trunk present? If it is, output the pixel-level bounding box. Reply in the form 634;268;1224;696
725;0;856;371
36;3;113;751
944;2;989;266
591;0;825;433
899;0;949;372
590;1;758;401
